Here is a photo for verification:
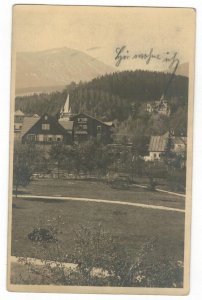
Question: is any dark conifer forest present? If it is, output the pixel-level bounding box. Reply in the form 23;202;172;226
15;70;188;137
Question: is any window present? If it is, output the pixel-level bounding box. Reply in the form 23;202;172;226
97;125;101;133
42;123;50;130
78;117;87;123
27;134;36;142
56;135;63;142
37;135;44;142
79;124;87;130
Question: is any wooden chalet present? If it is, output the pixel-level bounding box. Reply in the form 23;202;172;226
72;112;114;144
19;95;114;145
21;113;72;144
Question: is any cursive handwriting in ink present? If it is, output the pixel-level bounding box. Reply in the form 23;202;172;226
162;51;180;69
132;48;161;65
114;46;180;70
115;46;130;67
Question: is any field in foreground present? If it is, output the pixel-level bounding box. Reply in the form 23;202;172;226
17;179;185;210
12;197;184;262
11;179;185;286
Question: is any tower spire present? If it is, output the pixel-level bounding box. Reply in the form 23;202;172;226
64;94;70;114
59;94;71;120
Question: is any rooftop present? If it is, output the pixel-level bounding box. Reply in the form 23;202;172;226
20;116;40;137
148;132;169;152
58;119;73;131
15;110;24;116
172;136;187;145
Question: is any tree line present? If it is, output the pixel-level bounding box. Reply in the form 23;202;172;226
15;70;188;137
15;69;188;118
13;137;186;195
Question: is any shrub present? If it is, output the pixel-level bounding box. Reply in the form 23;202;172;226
167;170;186;192
28;228;56;243
14;219;183;287
148;177;157;191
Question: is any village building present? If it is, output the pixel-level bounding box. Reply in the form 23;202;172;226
146;103;153;113
144;131;187;161
171;136;187;154
18;94;114;145
146;95;171;117
21;113;72;144
14;110;25;140
144;132;169;161
72;112;114;144
58;94;74;136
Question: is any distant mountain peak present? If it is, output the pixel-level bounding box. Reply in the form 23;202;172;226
165;62;189;78
175;62;189;77
16;47;115;95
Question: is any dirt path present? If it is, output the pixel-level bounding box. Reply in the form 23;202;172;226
17;194;185;213
132;183;185;198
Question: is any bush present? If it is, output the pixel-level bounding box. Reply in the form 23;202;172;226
28;228;56;243
14;219;183;287
148;177;157;191
167;170;186;192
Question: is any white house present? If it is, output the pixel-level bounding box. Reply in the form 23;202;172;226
144;132;187;161
144;132;169;161
146;95;171;117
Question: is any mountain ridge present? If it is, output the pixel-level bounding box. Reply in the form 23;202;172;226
16;47;115;94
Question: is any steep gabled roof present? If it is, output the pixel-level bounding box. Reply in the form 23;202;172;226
172;136;187;145
73;112;113;127
15;110;24;116
20;116;40;137
148;132;169;152
21;113;71;138
58;119;73;131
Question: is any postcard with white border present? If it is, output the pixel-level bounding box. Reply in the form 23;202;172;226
7;5;195;295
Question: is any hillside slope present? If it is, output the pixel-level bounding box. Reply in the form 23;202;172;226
16;47;115;94
15;69;188;137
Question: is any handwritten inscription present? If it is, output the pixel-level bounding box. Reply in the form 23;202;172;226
115;46;180;69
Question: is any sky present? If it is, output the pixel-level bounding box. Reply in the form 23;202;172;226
12;5;195;72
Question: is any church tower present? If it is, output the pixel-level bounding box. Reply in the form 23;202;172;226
59;94;72;121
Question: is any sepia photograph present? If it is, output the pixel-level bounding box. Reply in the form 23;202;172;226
7;5;195;294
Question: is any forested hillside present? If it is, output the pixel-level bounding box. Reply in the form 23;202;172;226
15;70;188;137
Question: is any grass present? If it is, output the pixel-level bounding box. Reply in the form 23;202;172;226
18;179;185;210
11;179;185;286
12;195;185;263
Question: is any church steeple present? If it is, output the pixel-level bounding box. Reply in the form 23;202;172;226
59;94;72;121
